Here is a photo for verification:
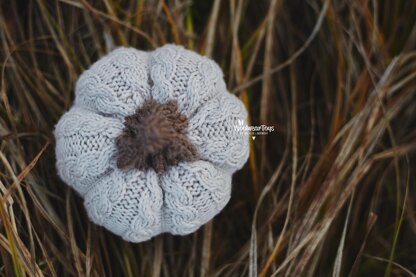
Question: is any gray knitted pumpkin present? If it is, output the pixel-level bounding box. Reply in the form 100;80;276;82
54;44;249;242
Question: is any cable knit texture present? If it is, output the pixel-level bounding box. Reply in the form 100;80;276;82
54;44;249;242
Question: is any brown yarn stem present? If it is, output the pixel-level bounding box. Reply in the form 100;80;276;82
116;100;198;173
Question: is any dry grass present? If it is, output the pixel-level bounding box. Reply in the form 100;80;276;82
1;0;416;276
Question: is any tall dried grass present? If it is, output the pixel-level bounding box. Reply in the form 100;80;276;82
0;0;415;276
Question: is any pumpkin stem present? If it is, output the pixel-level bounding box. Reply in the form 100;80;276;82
116;100;198;173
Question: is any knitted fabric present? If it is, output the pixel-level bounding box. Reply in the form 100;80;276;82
54;44;249;242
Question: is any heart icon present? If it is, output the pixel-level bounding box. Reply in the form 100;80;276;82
252;136;256;140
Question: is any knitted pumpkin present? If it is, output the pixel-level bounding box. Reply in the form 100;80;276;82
54;44;249;242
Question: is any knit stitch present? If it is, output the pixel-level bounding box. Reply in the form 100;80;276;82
54;44;249;242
